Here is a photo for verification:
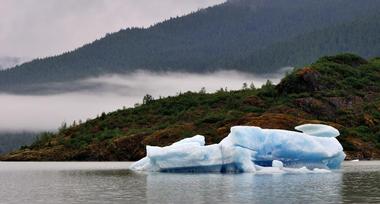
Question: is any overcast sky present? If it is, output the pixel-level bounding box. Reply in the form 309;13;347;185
0;0;224;59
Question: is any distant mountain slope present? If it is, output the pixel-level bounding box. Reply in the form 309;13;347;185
233;13;380;71
0;132;37;154
2;54;380;161
1;0;380;92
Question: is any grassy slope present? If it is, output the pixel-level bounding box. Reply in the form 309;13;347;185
2;54;380;161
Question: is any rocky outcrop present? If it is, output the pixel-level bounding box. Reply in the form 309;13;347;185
277;67;322;94
344;136;380;160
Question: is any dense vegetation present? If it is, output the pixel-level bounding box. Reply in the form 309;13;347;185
1;0;380;93
3;54;380;161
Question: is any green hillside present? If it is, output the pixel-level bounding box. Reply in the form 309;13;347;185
1;0;380;93
2;54;380;161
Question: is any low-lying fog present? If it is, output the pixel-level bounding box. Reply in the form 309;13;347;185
0;70;289;132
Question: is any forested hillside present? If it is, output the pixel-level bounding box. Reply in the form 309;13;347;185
3;54;380;161
1;0;380;93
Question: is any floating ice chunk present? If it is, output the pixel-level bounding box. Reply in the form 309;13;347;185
147;143;224;172
129;135;206;172
255;166;285;174
129;157;158;172
171;135;205;146
130;125;346;173
272;160;284;168
283;167;310;174
253;165;331;174
221;145;256;172
283;167;331;174
221;126;344;169
295;124;340;138
311;168;331;173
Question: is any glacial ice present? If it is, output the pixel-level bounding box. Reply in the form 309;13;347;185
295;124;340;138
130;125;345;173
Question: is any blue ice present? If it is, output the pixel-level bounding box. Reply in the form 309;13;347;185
130;125;346;173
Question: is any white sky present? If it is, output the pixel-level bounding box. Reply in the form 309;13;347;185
0;0;225;59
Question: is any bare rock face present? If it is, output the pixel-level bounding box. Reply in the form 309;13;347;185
293;95;368;128
294;97;335;116
277;67;322;94
299;68;322;91
326;96;364;110
344;136;380;160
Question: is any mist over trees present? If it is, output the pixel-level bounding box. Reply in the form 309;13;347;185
1;0;380;93
0;57;23;70
0;132;38;154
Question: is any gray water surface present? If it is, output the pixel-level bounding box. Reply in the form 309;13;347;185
0;161;379;204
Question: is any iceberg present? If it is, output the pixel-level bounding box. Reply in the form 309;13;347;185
130;125;345;173
294;124;340;138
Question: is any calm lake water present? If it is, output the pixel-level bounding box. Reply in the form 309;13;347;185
0;161;379;204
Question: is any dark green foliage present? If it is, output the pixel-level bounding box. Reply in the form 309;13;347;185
346;126;376;144
1;0;380;93
29;132;54;149
258;80;277;98
317;53;368;67
143;94;154;105
197;113;225;125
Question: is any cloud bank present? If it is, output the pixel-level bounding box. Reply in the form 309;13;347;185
0;57;25;70
0;70;287;132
